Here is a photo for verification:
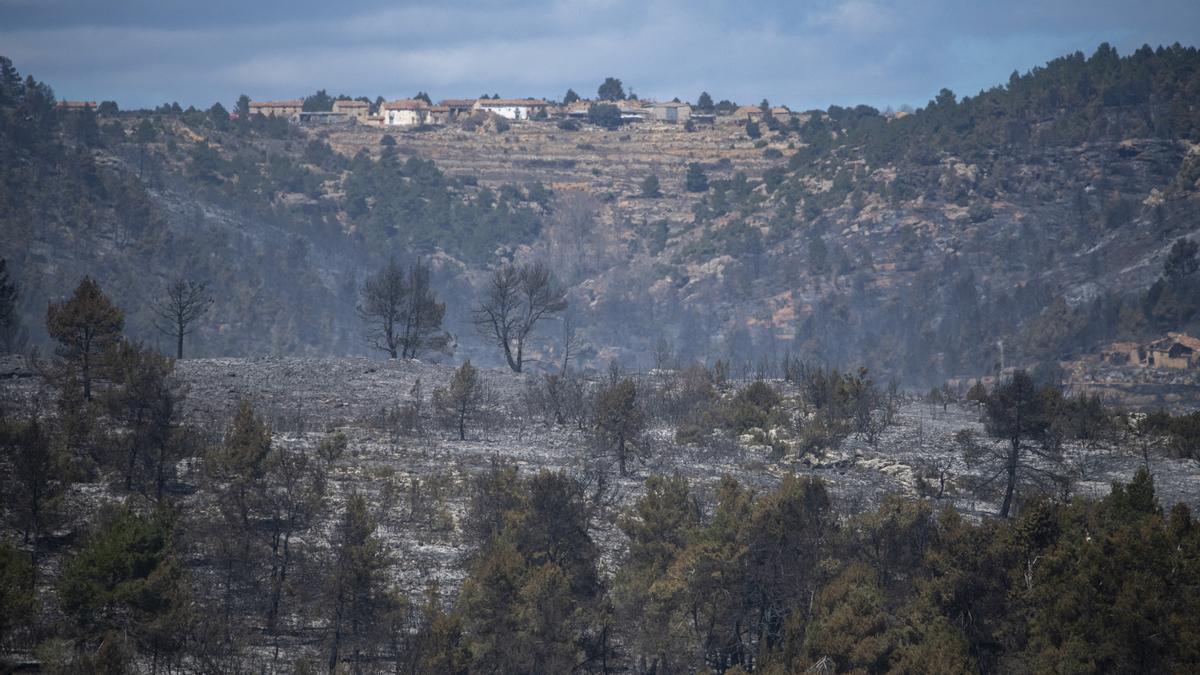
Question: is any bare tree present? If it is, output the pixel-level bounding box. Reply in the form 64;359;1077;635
152;278;211;359
359;258;452;360
559;310;582;375
397;258;452;359
473;261;567;373
358;258;406;359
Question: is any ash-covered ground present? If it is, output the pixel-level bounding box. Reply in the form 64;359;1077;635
171;357;1200;591
5;354;1199;597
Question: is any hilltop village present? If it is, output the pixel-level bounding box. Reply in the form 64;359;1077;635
242;93;805;128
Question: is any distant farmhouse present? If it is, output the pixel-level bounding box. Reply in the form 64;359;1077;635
294;111;356;127
725;105;764;124
57;100;97;111
473;98;550;120
440;99;477;121
1102;332;1200;370
382;99;430;127
649;101;691;123
331;99;370;122
250;99;303;117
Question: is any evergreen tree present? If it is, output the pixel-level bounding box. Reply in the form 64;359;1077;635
434;360;485;440
597;77;625;101
235;94;251;120
0;259;26;353
640;174;661;198
685;162;709;192
587;102;622;130
103;340;181;498
595;377;645;476
302;89;334;112
46;277;124;401
1164;237;1199;284
57;507;190;669
979;370;1058;518
0;542;36;648
325;493;390;671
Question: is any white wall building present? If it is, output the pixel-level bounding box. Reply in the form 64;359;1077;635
473;98;549;120
382;99;429;126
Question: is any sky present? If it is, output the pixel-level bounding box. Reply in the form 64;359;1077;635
2;0;1199;111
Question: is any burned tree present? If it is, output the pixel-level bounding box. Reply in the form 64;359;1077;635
359;258;451;360
0;258;27;353
151;278;211;359
596;377;646;476
103;340;182;498
971;370;1063;518
397;258;452;359
473;261;567;373
358;258;407;359
434;360;486;441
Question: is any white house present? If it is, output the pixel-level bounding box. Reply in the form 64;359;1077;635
473;98;549;120
381;99;429;126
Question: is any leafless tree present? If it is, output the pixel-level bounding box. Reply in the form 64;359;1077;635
560;310;582;375
542;190;608;282
397;258;452;359
359;258;452;360
358;258;407;359
473;261;567;373
152;278;211;359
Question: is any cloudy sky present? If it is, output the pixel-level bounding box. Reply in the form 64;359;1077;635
3;0;1198;111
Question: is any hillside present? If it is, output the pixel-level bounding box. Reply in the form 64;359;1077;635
3;44;1200;388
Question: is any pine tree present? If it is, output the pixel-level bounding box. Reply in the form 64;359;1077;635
596;377;645;476
326;493;389;671
685;163;709;192
435;360;485;440
0;259;26;353
46;277;124;400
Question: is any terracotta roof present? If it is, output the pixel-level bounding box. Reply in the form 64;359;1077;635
382;99;430;110
735;105;763;115
771;106;792;114
439;99;477;107
477;98;549;107
333;100;369;108
250;99;303;107
1167;332;1200;351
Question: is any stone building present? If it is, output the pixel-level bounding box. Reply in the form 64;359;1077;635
249;99;303;117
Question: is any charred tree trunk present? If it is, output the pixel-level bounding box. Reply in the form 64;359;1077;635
999;438;1020;518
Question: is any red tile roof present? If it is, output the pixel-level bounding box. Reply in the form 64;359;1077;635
382;99;430;110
